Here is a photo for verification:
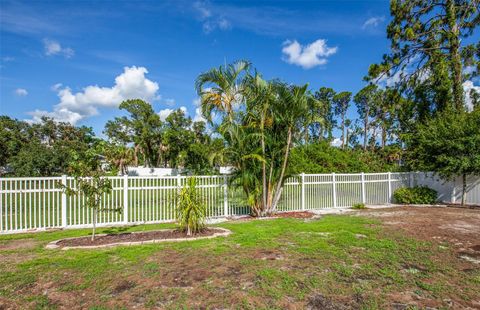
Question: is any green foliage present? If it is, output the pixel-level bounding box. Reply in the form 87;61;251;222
369;0;479;114
175;177;207;236
352;203;366;209
58;148;120;241
197;62;313;215
406;109;480;204
0;116;96;176
103;100;217;173
288;142;400;174
393;186;437;204
104;99;163;167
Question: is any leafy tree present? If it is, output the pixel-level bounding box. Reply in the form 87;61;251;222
406;109;480;205
0;116;96;176
103;142;134;175
368;0;479;112
58;147;120;241
104;99;163;167
196;62;310;216
314;87;336;140
163;109;194;168
195;60;251;123
333;91;352;148
354;84;377;150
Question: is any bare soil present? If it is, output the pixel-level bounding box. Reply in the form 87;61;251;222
361;206;480;262
356;206;480;246
56;228;223;247
275;211;316;218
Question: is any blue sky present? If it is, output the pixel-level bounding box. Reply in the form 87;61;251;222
1;0;393;137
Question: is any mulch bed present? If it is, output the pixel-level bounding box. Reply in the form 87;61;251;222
275;211;316;219
231;211;316;222
56;228;224;247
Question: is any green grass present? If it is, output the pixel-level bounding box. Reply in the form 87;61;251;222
0;215;478;309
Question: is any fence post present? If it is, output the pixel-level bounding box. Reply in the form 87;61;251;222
223;176;229;217
123;174;129;223
332;173;337;208
361;172;366;204
387;172;392;204
301;173;305;211
61;175;67;228
409;171;413;188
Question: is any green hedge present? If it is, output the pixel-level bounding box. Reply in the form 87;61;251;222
393;186;437;204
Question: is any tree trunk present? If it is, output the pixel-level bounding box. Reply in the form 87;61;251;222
134;145;140;166
363;115;368;151
341;112;345;149
271;127;292;211
92;209;97;242
381;125;386;149
261;123;267;213
461;173;467;206
446;0;464;111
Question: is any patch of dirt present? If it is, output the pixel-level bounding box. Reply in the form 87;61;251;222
253;249;285;260
112;280;136;295
307;294;349;310
54;228;225;247
0;239;39;251
357;207;480;248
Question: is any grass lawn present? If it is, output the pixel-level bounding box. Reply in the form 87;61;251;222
0;211;479;309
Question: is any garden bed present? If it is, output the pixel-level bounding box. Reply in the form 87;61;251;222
46;227;231;249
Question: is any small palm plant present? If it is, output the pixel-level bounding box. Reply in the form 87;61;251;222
175;177;207;236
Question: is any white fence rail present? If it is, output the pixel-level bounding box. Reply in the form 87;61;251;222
1;172;478;234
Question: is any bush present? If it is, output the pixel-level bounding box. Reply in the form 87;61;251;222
175;177;207;236
288;141;401;174
393;186;437;204
352;203;366;209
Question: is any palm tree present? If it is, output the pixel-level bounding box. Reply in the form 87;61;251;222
243;73;275;213
195;60;250;123
269;83;309;211
195;61;310;216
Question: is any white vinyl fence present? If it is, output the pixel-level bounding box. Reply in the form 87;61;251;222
0;172;478;234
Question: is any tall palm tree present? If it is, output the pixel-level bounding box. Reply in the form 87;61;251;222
243;73;275;213
269;83;309;211
195;60;250;123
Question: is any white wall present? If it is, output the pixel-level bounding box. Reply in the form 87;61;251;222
413;172;480;204
126;166;184;176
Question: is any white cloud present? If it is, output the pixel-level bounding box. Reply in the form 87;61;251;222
464;80;480;111
28;66;159;124
15;88;28;96
43;39;74;58
158;106;188;121
193;1;211;19
194;1;231;33
164;98;175;106
218;17;231;30
362;16;385;29
192;98;206;122
330;138;342;147
282;39;337;69
51;83;63;91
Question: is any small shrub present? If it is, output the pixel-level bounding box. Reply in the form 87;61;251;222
352;203;366;209
393;186;437;204
175;177;207;236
